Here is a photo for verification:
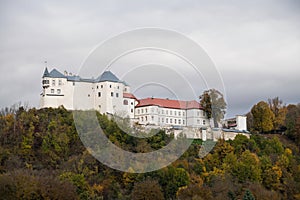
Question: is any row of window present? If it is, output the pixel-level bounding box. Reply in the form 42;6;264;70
95;85;128;92
97;92;119;98
137;108;186;116
160;109;185;116
96;85;119;89
47;79;62;86
50;89;61;94
197;119;206;125
139;116;186;125
123;100;134;106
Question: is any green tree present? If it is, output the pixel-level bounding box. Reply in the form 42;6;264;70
200;89;227;127
232;150;261;183
158;166;190;199
251;101;274;133
243;190;255;200
285;104;300;145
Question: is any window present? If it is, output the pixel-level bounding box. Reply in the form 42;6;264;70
57;89;61;94
117;86;119;89
97;85;99;89
178;111;181;116
141;117;144;122
151;108;154;112
151;116;154;120
52;80;55;86
73;82;75;86
138;109;140;114
111;92;113;97
116;93;119;98
166;110;168;115
170;119;173;123
131;109;133;113
166;118;168;123
197;111;200;116
101;85;103;88
51;89;54;93
203;120;206;125
131;102;133;105
109;85;112;88
42;80;49;84
98;92;101;97
183;111;185;116
174;111;176;116
183;120;185;125
162;110;164;114
145;108;148;113
88;94;90;97
197;119;200;124
58;80;62;85
178;119;181;124
174;119;177;124
123;100;128;105
162;118;164;123
170;111;172;115
141;109;144;114
145;116;147;121
124;88;127;92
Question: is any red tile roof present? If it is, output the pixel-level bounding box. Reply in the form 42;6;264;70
123;93;137;99
136;97;203;110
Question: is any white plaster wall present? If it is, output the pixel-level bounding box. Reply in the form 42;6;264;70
236;115;247;131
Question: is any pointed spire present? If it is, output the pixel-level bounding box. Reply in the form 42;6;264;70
42;67;49;78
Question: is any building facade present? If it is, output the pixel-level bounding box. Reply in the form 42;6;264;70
40;68;136;118
40;68;210;128
135;98;209;128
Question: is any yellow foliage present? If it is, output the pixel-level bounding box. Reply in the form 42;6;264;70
285;148;292;155
92;184;104;193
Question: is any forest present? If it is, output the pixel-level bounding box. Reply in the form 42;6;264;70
0;99;300;200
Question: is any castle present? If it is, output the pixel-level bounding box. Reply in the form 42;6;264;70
40;68;248;140
40;68;210;128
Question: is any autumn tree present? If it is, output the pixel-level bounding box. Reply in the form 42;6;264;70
251;101;274;133
268;97;287;130
200;89;227;128
131;178;164;200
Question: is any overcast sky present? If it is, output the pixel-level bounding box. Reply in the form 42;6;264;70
0;0;299;117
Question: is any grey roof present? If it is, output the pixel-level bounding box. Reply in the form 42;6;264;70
96;71;120;82
43;68;66;78
42;67;49;78
66;75;81;82
43;68;127;85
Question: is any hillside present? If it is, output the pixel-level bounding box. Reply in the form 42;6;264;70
0;107;300;200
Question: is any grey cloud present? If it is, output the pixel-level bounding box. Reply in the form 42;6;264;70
0;0;299;118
